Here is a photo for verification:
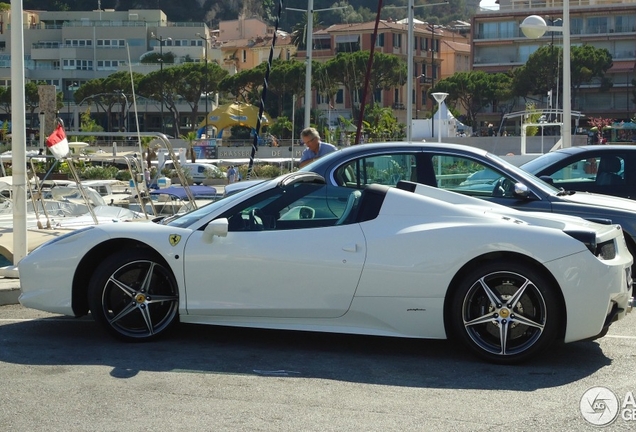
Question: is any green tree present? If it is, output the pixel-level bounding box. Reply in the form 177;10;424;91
79;108;104;144
171;62;228;136
512;44;613;107
362;104;405;142
0;86;10;114
269;115;293;139
433;71;512;127
325;51;407;120
291;12;320;49
180;130;198;163
74;71;142;132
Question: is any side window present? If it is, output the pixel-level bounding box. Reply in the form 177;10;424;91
223;183;354;231
596;155;625;185
433;155;516;198
334;154;417;189
547;157;598;185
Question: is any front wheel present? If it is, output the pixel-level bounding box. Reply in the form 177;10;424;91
449;261;561;364
88;249;179;341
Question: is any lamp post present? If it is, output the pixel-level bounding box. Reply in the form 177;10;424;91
196;32;211;139
66;81;78;130
432;92;448;143
115;90;128;132
521;8;571;148
287;2;347;128
628;68;633;121
151;33;171;134
385;1;448;141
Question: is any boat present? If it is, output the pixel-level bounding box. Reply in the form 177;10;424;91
128;185;219;216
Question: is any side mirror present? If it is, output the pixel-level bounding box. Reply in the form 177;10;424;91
539;175;554;185
513;182;530;198
202;218;228;243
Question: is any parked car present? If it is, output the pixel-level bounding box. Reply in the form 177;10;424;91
17;172;633;364
520;145;636;199
160;161;225;184
300;142;636;268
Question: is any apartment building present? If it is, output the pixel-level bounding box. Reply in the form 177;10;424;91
216;16;296;75
0;8;214;132
472;0;636;132
296;18;470;124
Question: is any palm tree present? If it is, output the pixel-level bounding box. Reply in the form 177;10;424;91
291;12;320;49
180;131;198;163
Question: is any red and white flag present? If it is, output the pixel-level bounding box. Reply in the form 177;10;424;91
45;123;70;160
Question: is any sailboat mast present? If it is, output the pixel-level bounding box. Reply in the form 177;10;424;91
355;0;384;145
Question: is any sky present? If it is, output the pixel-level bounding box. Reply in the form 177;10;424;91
479;0;499;10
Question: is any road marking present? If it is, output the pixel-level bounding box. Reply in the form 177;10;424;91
605;334;636;340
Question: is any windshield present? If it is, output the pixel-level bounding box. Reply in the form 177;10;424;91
484;152;562;193
163;178;276;228
519;151;567;174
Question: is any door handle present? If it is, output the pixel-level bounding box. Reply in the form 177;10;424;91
342;244;358;252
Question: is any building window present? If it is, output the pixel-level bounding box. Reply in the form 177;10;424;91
615;15;636;33
373;33;384;47
587;17;609;34
242;50;247;62
336;89;344;104
65;39;92;47
62;59;93;70
373;88;382;103
97;60;124;71
335;35;360;53
393;33;402;48
97;39;125;47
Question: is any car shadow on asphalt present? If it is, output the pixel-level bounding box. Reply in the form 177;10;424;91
0;317;611;390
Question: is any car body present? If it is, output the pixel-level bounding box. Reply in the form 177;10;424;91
520;145;636;199
18;172;633;364
161;162;225;184
300;142;636;270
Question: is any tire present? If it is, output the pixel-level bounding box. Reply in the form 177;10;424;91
449;261;561;364
88;249;179;341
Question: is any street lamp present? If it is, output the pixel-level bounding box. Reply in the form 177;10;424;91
66;81;78;130
115;90;128;132
196;32;211;139
151;33;171;134
521;9;571;148
432;92;448;143
287;2;347;128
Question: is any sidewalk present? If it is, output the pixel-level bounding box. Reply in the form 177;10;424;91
0;276;20;306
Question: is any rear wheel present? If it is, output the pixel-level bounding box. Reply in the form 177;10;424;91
449;261;561;364
88;249;179;341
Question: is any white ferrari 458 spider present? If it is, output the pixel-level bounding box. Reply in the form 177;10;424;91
18;172;633;364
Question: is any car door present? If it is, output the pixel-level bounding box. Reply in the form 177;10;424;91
182;183;366;318
536;151;632;199
424;152;554;212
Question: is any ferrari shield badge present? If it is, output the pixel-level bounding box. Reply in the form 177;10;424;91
169;234;181;246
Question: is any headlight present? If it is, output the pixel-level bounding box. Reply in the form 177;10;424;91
564;229;597;255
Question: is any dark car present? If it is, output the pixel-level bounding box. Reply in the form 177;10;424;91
300;142;636;264
520;145;636;199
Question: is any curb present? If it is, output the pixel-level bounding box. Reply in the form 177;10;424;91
0;274;21;306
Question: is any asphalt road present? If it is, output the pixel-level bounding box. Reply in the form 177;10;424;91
0;304;635;432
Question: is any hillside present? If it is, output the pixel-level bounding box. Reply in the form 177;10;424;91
22;0;473;31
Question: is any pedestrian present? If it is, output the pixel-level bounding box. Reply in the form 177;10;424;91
227;165;236;184
299;127;337;168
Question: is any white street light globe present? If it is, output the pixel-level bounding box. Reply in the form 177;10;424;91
521;15;547;39
432;92;449;103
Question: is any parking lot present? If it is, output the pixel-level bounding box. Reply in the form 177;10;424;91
0;304;634;431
